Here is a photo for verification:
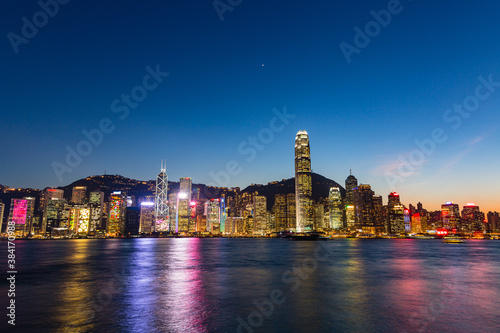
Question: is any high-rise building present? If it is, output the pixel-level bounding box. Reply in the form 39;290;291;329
139;202;155;234
372;195;385;230
273;194;287;232
441;201;460;230
411;213;422;233
253;196;267;235
345;171;358;228
44;198;67;236
487;212;500;232
71;186;87;204
387;192;404;234
206;199;221;234
125;207;140;236
89;191;104;235
313;203;325;231
155;161;169;232
329;187;343;230
295;130;313;232
0;201;4;232
108;192;126;236
461;203;484;232
40;188;64;213
286;193;296;230
75;207;91;236
8;197;35;237
179;177;192;201
353;184;374;231
177;177;192;233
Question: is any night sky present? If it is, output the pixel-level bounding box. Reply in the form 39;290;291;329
1;0;499;211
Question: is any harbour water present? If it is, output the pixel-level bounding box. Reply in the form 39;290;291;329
4;238;500;332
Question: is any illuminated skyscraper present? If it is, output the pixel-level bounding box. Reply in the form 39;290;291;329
0;202;4;231
108;192;126;236
44;198;67;236
71;186;87;204
40;188;64;213
177;177;192;233
180;177;192;201
139;202;155;234
89;191;104;235
313;203;325;231
295;130;313;232
353;184;376;232
273;194;287;232
329;187;343;230
253;195;267;235
206;199;221;234
155;161;169;232
387;192;404;234
441;201;460;230
461;203;484;232
8;197;35;237
487;212;500;232
286;193;296;230
345;171;357;228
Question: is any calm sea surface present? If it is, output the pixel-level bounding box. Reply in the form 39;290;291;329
3;238;500;332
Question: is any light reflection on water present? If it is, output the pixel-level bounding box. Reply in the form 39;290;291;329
8;239;500;332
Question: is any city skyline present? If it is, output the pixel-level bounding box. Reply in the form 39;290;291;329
2;0;499;213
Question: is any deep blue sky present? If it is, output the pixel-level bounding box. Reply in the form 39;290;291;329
1;0;499;211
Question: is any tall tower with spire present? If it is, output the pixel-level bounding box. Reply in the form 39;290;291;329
345;169;358;229
155;160;169;232
295;131;313;232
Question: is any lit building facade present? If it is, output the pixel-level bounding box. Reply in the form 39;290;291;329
206;199;221;234
139;202;155;234
253;195;267;235
329;187;343;230
155;161;169;232
295;130;313;232
108;192;126;236
441;202;460;230
71;186;87;204
44;198;67;236
461;203;484;232
89;191;104;235
8;197;35;237
345;171;358;228
176;177;192;233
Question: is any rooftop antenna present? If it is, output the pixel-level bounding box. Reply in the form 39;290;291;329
350;167;352;175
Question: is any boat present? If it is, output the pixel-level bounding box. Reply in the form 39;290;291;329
442;235;466;243
408;233;436;240
288;232;322;241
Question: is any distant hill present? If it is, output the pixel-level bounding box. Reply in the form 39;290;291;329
60;174;223;201
242;173;345;208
